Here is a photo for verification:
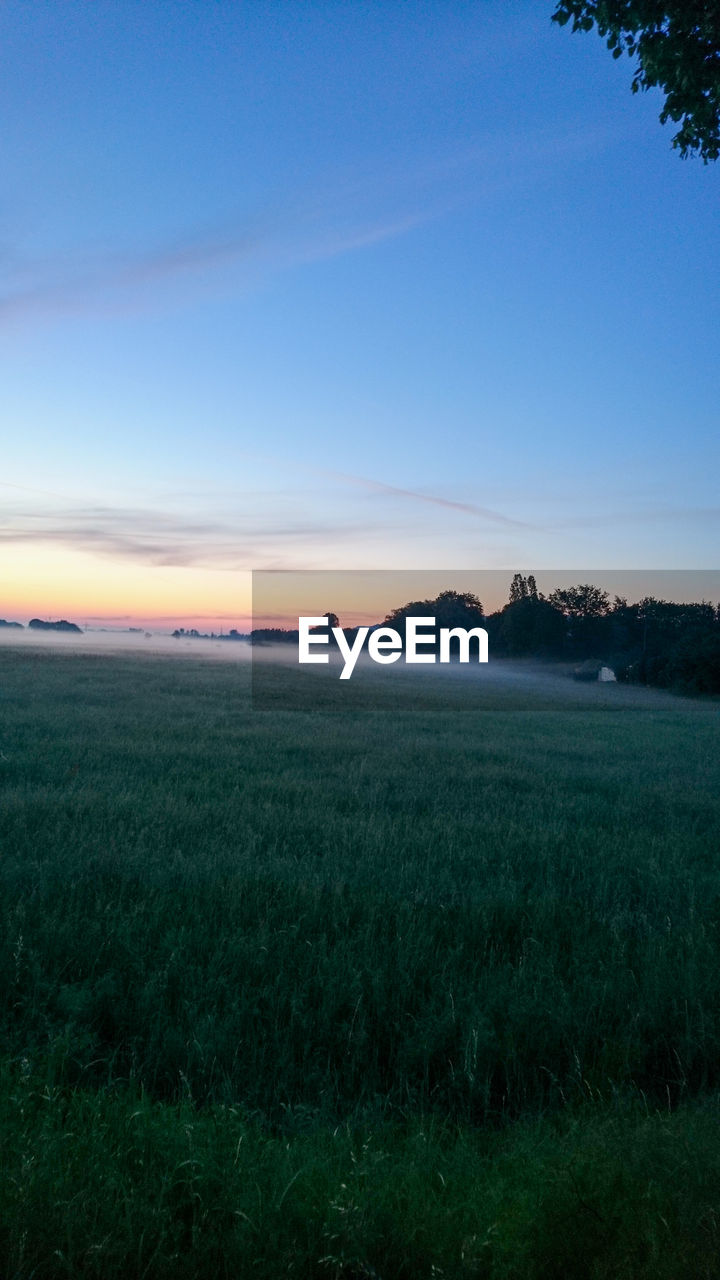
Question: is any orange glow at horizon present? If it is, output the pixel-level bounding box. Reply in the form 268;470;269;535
0;545;253;631
4;550;717;635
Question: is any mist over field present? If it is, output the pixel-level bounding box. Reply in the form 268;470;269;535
3;626;712;715
0;627;252;660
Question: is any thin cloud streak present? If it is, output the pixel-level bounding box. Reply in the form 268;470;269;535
0;458;537;571
0;500;387;569
5;480;716;575
0;122;613;329
328;468;536;529
0;207;433;327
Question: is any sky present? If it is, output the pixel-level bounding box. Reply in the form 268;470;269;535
1;1;718;630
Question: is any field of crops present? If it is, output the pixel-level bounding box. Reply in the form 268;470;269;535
1;646;719;1278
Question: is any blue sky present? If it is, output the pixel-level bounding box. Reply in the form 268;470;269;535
1;1;718;626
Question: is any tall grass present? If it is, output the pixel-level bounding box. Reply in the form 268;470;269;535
3;1068;720;1279
1;647;719;1274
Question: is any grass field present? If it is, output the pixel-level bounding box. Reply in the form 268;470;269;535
1;645;719;1277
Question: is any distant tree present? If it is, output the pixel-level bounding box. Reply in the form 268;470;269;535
308;613;340;642
552;1;720;160
28;618;82;633
385;590;484;631
498;596;566;656
660;630;720;692
383;591;484;656
547;583;610;619
508;573;540;603
249;627;299;645
635;596;717;651
545;583;611;658
608;595;643;652
509;573;529;603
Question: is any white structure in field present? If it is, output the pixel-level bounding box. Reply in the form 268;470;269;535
598;666;617;682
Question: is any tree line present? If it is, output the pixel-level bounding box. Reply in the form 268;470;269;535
366;578;720;692
485;575;720;693
249;578;719;694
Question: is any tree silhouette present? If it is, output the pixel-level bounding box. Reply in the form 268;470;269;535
547;584;610;619
508;573;540;603
385;590;484;631
552;2;720;160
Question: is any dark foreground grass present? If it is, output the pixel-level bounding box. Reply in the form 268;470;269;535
3;1066;720;1279
1;646;719;1275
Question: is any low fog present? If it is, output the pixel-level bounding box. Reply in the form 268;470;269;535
0;629;698;712
0;628;252;661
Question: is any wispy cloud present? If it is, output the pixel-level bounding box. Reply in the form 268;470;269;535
0;203;433;327
0;500;373;568
0;121;613;329
329;468;536;529
0;454;536;571
7;471;715;577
